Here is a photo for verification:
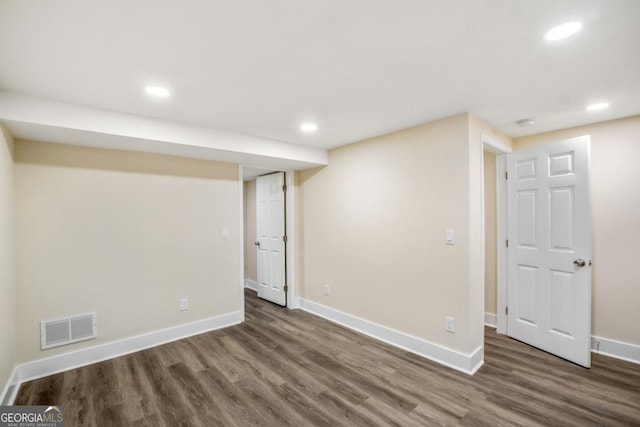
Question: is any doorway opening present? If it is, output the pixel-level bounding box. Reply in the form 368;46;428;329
242;171;260;294
481;135;510;337
483;149;499;330
483;136;592;367
241;167;297;314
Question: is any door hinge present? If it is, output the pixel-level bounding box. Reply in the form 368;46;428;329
506;239;509;248
505;306;509;315
283;235;288;243
282;184;287;192
505;171;508;180
284;285;289;293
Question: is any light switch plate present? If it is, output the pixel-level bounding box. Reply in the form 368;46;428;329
221;227;229;239
446;229;455;245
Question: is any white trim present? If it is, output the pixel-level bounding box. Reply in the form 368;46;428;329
484;312;497;328
284;170;298;309
298;299;483;375
244;279;258;291
4;318;636;406
238;168;246;322
5;311;241;403
468;346;485;375
591;336;640;365
496;154;508;334
480;139;487;344
482;133;512;155
481;133;509;336
0;367;19;406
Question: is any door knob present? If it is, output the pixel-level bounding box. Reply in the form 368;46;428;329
254;241;260;247
573;258;586;267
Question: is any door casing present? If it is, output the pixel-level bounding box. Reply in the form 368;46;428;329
482;134;511;335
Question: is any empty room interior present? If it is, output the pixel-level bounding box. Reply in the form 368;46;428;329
1;1;639;425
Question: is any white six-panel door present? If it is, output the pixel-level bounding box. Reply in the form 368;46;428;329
256;172;287;306
507;136;591;367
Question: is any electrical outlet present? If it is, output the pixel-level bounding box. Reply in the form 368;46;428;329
180;298;189;311
323;285;330;296
445;316;455;333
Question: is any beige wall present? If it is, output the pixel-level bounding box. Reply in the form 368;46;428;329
483;151;497;315
514;115;640;346
299;113;495;354
0;127;16;394
14;140;241;363
243;180;257;282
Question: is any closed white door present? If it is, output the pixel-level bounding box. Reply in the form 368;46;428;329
256;172;287;306
507;136;591;367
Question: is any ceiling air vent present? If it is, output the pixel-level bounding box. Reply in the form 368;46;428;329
41;312;97;350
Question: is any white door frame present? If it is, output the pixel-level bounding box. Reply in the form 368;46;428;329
283;169;297;309
238;166;246;321
481;134;511;335
239;167;298;315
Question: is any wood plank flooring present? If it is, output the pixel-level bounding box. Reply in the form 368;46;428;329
16;290;640;426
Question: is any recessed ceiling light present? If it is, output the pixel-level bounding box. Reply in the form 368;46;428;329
586;102;610;112
544;22;582;41
145;86;170;97
516;118;534;128
300;123;318;133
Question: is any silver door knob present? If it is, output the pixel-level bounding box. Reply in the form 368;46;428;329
573;258;586;267
254;241;260;247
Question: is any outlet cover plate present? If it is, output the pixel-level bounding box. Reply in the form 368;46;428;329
445;316;455;333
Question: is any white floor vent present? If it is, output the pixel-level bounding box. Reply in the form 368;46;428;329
41;312;97;350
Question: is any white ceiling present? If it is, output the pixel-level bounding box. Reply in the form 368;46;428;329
1;0;639;154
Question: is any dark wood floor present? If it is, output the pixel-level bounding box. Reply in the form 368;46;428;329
16;290;640;426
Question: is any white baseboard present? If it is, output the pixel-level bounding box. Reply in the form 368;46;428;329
0;367;19;406
290;296;301;310
5;305;636;405
591;335;640;365
298;299;483;375
1;311;242;404
492;323;639;365
484;312;497;328
244;279;258;291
